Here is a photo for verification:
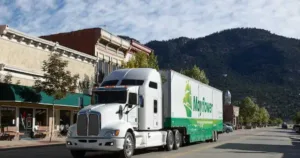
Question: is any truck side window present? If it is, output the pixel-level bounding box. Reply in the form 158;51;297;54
149;81;157;89
139;95;144;108
128;93;137;105
154;100;157;113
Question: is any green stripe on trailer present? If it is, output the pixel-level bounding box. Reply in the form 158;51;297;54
164;117;223;142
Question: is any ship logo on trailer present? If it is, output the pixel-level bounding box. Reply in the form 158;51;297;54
183;81;193;117
183;81;214;117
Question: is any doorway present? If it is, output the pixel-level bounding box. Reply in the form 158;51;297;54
19;108;33;137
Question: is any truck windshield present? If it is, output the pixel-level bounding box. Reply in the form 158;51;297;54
92;91;127;104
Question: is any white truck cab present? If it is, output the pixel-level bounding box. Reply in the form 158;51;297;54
66;68;166;158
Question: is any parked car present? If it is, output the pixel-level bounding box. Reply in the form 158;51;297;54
223;123;233;133
293;124;300;133
282;122;288;129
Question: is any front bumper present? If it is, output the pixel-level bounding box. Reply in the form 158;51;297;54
66;137;124;151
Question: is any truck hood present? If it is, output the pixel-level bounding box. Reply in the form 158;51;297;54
78;103;125;127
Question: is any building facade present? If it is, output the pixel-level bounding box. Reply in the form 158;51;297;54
0;25;97;140
223;104;240;129
0;25;154;140
40;28;153;83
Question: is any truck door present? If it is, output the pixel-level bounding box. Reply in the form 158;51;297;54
127;92;138;129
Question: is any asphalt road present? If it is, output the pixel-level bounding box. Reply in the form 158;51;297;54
1;127;300;158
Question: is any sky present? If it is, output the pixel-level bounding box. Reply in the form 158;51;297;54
1;0;300;43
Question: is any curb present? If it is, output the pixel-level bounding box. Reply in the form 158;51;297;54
0;143;65;151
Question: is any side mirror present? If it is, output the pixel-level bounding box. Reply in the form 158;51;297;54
127;104;133;108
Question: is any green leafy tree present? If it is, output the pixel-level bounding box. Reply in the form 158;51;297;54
238;97;257;125
33;53;79;142
293;111;300;124
122;51;165;83
260;107;270;126
78;75;94;95
181;65;209;84
0;73;20;85
122;51;159;70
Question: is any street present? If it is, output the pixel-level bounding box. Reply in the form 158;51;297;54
1;127;300;158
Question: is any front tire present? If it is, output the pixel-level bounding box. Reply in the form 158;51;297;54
120;132;135;158
70;150;86;158
166;130;174;151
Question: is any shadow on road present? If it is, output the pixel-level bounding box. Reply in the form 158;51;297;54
215;136;300;158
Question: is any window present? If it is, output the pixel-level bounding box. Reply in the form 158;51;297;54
154;100;158;113
0;106;16;126
73;111;78;124
92;90;127;104
120;79;144;86
100;80;119;86
149;81;157;89
60;110;71;126
139;95;144;108
35;109;47;126
128;93;137;105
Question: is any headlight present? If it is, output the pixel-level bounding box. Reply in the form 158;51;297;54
67;130;72;137
104;130;120;137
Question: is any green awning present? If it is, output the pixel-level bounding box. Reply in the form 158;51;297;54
0;83;91;107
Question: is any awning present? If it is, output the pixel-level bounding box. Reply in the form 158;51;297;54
0;83;91;107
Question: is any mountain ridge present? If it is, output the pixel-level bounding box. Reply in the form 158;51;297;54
144;27;300;120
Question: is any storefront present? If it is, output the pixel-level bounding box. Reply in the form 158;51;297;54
0;83;90;140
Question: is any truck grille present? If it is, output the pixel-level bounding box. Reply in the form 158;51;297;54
77;112;100;136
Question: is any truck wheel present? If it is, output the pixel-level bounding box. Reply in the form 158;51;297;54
70;150;86;158
173;129;181;150
166;130;174;151
120;132;135;158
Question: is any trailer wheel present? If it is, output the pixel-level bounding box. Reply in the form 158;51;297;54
173;129;181;150
70;150;86;158
120;132;135;158
166;130;174;151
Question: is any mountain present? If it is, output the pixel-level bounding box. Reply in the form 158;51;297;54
145;28;300;120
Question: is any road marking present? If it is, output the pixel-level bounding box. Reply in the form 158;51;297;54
163;131;266;158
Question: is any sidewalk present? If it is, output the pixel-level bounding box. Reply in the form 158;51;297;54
0;137;65;150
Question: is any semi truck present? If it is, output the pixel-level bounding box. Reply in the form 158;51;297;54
66;68;223;158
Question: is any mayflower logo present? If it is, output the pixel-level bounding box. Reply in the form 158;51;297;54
183;81;214;117
183;81;192;117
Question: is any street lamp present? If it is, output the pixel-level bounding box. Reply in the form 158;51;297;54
222;73;231;106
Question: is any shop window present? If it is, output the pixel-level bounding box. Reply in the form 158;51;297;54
0;106;16;126
35;109;47;126
60;110;71;126
73;111;78;124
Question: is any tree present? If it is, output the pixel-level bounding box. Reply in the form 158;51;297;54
180;65;209;84
122;51;159;70
122;51;165;83
33;53;79;142
78;75;94;95
260;107;270;126
293;111;300;124
238;97;257;125
0;73;20;85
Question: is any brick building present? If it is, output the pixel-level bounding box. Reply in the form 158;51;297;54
40;27;153;83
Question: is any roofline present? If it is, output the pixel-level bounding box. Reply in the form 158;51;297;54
0;25;97;65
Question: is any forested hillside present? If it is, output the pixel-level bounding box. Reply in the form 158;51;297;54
144;28;300;120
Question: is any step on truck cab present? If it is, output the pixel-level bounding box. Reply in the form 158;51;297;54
66;68;223;158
